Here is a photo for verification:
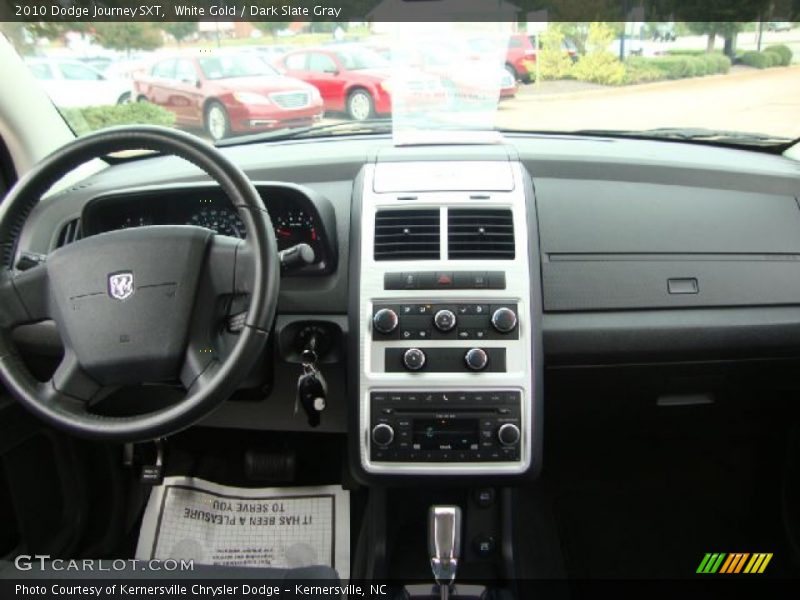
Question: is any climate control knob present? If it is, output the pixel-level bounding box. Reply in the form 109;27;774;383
372;423;395;446
403;348;427;371
373;308;399;334
433;309;457;332
491;307;518;333
497;423;521;446
464;347;489;371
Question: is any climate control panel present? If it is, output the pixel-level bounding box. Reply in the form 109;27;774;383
385;347;506;373
371;302;519;342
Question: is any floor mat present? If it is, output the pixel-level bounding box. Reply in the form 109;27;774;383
135;476;350;578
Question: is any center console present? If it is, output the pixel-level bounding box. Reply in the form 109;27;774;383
350;159;542;478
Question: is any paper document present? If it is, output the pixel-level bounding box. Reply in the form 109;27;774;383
136;476;350;579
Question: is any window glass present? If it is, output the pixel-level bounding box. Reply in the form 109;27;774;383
28;63;54;80
175;60;197;83
151;60;176;79
58;62;102;81
308;53;337;73
197;54;276;80
284;53;307;70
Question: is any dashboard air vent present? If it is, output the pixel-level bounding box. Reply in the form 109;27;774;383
448;209;515;259
374;209;440;261
55;218;81;248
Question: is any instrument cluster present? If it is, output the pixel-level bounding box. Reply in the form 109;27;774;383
80;184;335;275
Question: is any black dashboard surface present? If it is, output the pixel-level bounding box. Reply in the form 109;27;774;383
16;134;800;370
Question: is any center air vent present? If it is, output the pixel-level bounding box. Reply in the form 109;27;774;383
55;218;81;248
374;209;440;261
448;209;515;259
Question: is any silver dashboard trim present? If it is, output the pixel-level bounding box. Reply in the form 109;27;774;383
358;160;534;475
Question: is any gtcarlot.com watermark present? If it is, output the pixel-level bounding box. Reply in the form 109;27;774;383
13;554;194;572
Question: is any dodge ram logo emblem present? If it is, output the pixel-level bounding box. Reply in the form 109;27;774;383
108;271;134;300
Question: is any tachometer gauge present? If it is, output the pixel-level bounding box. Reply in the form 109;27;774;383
187;207;245;238
274;209;317;250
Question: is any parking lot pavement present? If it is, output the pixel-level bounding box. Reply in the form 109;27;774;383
495;65;800;139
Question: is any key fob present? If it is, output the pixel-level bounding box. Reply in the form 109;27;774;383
297;369;327;427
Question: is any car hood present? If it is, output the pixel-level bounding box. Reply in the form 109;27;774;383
210;76;314;94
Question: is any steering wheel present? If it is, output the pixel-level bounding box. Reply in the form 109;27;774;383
0;126;279;442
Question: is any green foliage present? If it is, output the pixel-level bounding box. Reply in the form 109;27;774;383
765;50;783;66
704;53;732;73
59;103;176;136
91;23;163;55
686;21;746;37
0;22;88;55
163;23;198;45
642;55;699;79
0;23;34;54
664;48;708;56
629;53;732;81
572;22;626;85
253;22;292;37
685;21;745;54
27;22;90;40
764;44;793;66
537;26;574;80
623;57;666;84
690;56;706;75
739;49;786;68
558;22;590;55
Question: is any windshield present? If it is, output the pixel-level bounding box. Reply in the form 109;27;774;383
198;54;278;80
1;18;797;146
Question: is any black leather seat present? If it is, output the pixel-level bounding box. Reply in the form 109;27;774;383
0;559;338;581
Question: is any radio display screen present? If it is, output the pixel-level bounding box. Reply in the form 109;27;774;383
413;418;479;450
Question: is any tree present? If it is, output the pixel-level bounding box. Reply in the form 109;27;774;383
0;23;34;54
91;23;163;57
163;23;197;46
538;25;574;80
686;22;745;54
27;22;89;40
253;21;291;39
560;22;591;55
572;22;626;85
677;0;770;55
0;22;89;55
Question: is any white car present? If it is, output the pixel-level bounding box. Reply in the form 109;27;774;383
767;21;792;32
25;58;132;108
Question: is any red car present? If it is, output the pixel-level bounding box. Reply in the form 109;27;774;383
505;34;538;82
133;53;324;141
276;45;394;121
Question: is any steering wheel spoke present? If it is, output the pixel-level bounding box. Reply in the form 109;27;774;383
180;341;222;394
179;234;263;388
0;265;51;328
49;350;104;405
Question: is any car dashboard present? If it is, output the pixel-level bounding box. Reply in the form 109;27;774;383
12;133;800;483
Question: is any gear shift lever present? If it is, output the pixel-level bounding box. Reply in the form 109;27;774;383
429;506;462;600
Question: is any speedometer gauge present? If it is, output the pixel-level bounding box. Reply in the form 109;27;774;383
187;208;245;238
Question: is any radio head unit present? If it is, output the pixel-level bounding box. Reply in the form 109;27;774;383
369;390;522;463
